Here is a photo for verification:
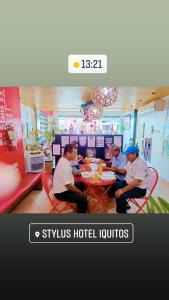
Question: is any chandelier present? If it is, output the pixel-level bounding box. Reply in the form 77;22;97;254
83;103;103;122
92;87;118;107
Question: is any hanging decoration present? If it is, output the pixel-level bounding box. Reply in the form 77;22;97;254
81;100;93;122
80;100;94;112
80;99;103;122
87;103;103;120
92;87;118;107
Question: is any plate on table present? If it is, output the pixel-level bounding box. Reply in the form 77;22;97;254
100;171;116;181
89;157;96;163
89;163;98;171
81;171;93;178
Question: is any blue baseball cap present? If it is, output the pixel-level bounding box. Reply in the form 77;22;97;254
122;146;139;155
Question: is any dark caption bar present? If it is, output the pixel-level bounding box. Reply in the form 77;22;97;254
29;223;134;243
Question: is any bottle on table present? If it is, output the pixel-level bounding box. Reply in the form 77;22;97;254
94;171;99;184
98;163;103;175
86;157;90;165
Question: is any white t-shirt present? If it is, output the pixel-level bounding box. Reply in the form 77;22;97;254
125;156;149;189
53;157;74;193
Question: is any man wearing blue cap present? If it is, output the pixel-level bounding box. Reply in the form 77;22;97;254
108;146;149;213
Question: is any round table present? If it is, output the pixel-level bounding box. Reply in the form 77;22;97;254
78;164;116;212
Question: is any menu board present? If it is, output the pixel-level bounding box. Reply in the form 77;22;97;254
87;136;95;147
114;135;122;147
79;136;87;147
53;134;123;166
53;144;61;155
70;135;78;144
105;137;113;147
61;135;69;147
96;136;104;147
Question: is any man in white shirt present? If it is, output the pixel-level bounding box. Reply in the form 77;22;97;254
53;144;88;213
108;146;148;213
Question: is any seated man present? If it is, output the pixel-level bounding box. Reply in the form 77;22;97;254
108;146;148;213
70;140;85;176
105;145;127;180
53;144;88;213
71;140;84;164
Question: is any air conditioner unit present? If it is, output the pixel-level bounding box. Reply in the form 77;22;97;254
25;151;45;173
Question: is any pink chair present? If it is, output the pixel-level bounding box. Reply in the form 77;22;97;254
129;167;158;213
41;170;77;213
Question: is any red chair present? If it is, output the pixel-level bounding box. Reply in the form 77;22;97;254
129;167;158;213
41;170;77;213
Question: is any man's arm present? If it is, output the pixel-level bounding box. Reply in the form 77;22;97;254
115;179;142;198
66;183;84;195
122;179;142;193
72;169;81;176
103;165;127;174
112;165;127;175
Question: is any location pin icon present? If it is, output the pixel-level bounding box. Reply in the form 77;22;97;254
35;231;40;238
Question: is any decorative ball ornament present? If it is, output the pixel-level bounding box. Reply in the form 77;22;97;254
92;87;118;107
83;103;103;122
83;110;92;122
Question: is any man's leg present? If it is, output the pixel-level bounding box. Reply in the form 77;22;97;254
116;188;147;213
55;190;88;213
108;179;127;197
74;181;85;192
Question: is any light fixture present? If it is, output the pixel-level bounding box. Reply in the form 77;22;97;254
92;87;118;107
83;103;103;122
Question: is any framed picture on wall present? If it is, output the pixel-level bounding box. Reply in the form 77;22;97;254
61;135;69;147
166;108;169;121
143;138;152;163
70;135;78;144
114;135;122;148
87;136;95;148
162;123;169;158
122;115;131;130
142;123;145;138
79;136;87;147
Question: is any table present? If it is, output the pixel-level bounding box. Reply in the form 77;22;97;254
78;164;116;213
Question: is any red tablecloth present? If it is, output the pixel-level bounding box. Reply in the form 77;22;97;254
76;164;116;212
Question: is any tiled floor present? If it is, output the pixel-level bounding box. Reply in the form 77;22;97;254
11;187;117;214
11;176;169;214
11;190;52;213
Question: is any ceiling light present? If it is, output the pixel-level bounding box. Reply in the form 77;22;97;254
92;86;118;107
